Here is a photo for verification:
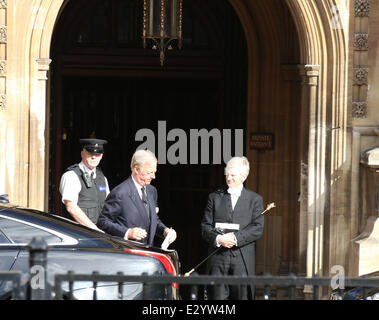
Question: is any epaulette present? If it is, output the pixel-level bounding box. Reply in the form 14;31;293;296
65;163;79;172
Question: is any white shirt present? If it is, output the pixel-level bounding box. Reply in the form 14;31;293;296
130;175;159;213
59;161;110;204
131;175;144;201
227;184;243;210
124;176;160;240
215;184;243;247
124;176;146;240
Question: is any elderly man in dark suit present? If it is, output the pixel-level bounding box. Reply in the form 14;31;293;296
201;156;264;300
97;149;177;246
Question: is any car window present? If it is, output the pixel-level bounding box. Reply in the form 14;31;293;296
0;217;63;244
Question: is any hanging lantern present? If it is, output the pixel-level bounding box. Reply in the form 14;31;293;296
143;0;183;66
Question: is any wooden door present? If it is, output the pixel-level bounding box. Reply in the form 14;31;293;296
49;0;248;280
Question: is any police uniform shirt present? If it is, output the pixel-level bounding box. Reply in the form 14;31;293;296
59;161;110;204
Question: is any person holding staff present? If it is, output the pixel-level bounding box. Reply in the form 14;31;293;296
201;156;264;300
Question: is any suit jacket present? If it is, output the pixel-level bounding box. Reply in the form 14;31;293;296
97;176;167;246
201;186;264;277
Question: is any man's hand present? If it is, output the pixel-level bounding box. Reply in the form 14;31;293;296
128;227;148;241
164;228;177;244
218;233;236;248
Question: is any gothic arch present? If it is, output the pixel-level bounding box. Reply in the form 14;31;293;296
285;0;349;277
23;0;349;278
228;0;348;276
27;0;65;209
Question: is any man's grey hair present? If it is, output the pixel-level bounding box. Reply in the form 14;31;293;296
131;149;157;170
225;156;250;181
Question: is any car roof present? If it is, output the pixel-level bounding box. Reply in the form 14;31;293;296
0;204;172;254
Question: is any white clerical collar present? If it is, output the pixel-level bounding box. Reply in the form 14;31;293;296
79;161;96;178
227;184;243;196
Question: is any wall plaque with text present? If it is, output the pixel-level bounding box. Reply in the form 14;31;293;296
250;133;274;150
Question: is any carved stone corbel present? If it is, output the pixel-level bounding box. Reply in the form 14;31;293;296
355;0;370;17
352;101;368;118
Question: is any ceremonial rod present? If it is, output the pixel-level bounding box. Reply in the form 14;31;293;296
184;202;276;277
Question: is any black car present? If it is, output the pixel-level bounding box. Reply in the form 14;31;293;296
0;203;180;300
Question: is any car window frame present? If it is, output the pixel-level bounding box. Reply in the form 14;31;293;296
0;227;10;243
0;214;79;246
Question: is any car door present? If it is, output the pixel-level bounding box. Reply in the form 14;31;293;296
0;226;19;270
0;214;73;298
0;218;22;297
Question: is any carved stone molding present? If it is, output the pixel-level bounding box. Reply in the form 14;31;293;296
36;58;52;80
0;94;5;111
0;60;6;76
0;25;6;43
298;64;320;86
355;0;370;17
354;33;369;50
352;101;368;118
0;1;6;112
353;67;368;85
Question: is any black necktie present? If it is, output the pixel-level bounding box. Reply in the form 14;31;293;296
141;187;150;219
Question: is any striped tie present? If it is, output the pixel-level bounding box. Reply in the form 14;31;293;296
141;187;150;219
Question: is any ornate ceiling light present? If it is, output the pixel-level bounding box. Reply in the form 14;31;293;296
142;0;183;66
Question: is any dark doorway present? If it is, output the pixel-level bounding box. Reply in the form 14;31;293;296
49;0;247;289
59;76;227;189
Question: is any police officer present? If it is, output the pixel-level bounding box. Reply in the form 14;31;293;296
59;138;110;232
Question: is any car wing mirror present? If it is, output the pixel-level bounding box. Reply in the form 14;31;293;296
0;194;9;203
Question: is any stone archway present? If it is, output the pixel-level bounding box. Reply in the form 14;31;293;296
17;0;349;280
228;0;349;278
1;0;66;209
285;0;349;278
26;0;66;210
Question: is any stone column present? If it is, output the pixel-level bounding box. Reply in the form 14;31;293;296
351;129;362;238
28;58;51;210
278;64;302;274
349;126;379;275
298;65;321;284
0;1;7;196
